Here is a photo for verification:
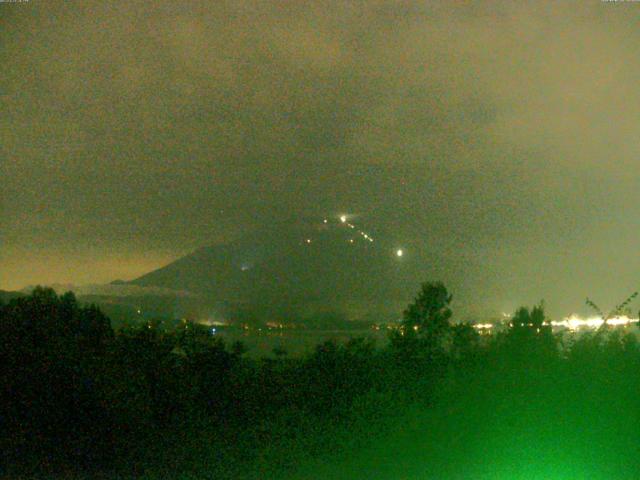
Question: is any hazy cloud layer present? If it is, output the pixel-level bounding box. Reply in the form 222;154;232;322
2;1;640;316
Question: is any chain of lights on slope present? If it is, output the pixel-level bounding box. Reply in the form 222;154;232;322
312;215;404;257
316;216;375;245
335;215;374;243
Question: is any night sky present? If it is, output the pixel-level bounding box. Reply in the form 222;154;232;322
2;1;640;318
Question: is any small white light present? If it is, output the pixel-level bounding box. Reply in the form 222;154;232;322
340;215;347;223
396;249;403;257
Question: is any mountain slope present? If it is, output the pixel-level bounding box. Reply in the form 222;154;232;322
130;218;411;322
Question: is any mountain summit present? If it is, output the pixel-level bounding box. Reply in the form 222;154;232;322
129;217;410;323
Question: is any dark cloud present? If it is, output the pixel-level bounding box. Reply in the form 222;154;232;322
2;1;640;317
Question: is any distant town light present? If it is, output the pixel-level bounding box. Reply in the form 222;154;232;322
396;249;403;257
340;215;347;223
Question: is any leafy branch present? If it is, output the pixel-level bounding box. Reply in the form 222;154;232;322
585;291;638;328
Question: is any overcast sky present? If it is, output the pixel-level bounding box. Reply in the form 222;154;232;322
2;1;640;317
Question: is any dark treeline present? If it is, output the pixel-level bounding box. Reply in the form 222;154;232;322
2;284;640;479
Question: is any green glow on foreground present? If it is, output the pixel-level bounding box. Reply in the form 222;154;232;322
287;366;640;480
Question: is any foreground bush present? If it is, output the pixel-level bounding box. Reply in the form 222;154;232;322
2;287;640;479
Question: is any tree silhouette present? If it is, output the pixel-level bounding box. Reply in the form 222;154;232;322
388;281;454;380
402;281;453;342
451;322;480;361
505;302;555;361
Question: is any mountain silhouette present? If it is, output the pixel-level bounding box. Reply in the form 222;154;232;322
129;218;410;324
